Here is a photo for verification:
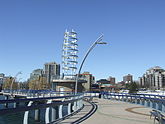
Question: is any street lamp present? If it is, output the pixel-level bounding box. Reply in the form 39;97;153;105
75;34;107;94
10;71;22;95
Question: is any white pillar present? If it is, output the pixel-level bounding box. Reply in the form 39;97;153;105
45;100;52;124
51;107;57;122
23;101;33;124
35;109;40;122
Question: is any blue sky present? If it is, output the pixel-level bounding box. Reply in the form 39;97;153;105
0;0;165;82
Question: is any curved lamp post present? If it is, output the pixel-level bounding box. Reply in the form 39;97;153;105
10;71;22;95
75;34;107;94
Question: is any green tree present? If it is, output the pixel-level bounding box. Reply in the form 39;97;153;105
126;82;138;94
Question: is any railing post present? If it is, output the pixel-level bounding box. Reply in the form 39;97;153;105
156;102;159;110
68;98;72;115
4;96;9;107
23;101;33;124
144;100;148;107
51;106;57;122
148;100;151;107
13;102;19;108
107;94;110;99
78;96;81;110
162;102;165;113
150;101;153;108
71;102;74;113
135;98;138;104
126;96;129;102
73;97;77;112
122;95;124;101
35;109;40;122
140;99;143;105
115;95;117;100
130;96;132;103
80;97;83;108
77;96;80;110
119;95;121;101
58;98;65;119
45;100;52;124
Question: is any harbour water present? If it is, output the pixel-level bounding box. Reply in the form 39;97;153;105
0;95;68;124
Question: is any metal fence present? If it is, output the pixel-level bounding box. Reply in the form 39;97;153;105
0;91;84;124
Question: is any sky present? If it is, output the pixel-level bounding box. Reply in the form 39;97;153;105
0;0;165;82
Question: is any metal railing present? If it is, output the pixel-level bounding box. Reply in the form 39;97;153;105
2;89;73;98
0;91;84;124
100;92;165;113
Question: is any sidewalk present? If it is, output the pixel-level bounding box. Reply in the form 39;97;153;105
82;98;154;124
55;101;94;124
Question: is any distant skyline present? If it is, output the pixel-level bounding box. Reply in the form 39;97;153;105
0;0;165;82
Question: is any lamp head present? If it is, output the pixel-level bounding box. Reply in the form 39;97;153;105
97;41;107;44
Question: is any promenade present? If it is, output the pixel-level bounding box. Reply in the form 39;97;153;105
82;98;154;124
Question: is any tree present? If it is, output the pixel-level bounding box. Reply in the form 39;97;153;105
28;79;37;90
126;82;138;94
28;76;50;90
3;77;18;90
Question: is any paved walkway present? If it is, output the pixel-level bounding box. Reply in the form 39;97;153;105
82;98;155;124
54;101;95;124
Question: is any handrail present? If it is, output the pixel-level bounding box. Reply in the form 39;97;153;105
102;92;165;98
0;97;83;115
0;93;83;104
102;93;165;102
0;91;85;124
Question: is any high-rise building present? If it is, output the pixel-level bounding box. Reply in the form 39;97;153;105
123;74;133;83
30;69;43;81
139;66;165;89
108;76;116;84
44;62;60;83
